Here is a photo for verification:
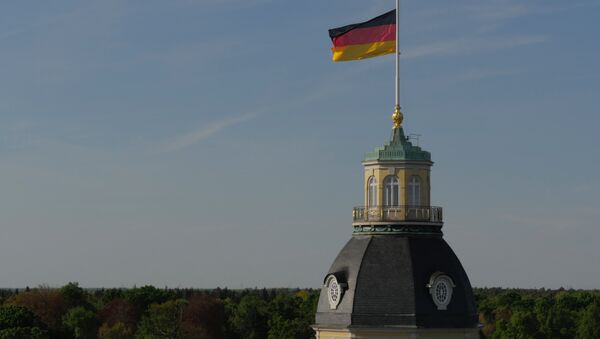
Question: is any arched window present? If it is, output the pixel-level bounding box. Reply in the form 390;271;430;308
408;175;421;206
383;176;399;207
367;177;377;207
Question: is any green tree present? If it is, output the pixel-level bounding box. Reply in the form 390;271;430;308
124;287;168;317
0;305;36;329
0;305;47;339
136;299;188;339
63;306;98;339
492;310;541;339
179;323;210;339
60;283;88;310
229;295;268;339
0;326;49;339
222;299;240;339
266;293;314;339
268;315;313;339
99;289;124;305
98;322;134;339
539;304;576;339
575;301;600;339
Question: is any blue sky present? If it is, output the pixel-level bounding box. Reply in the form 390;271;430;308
0;0;599;289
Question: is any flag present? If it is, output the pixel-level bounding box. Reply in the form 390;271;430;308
329;10;396;62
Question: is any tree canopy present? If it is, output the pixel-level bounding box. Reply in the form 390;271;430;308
0;284;597;339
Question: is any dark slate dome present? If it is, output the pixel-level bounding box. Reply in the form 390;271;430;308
315;235;478;329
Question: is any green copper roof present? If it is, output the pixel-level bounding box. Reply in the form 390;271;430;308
363;127;431;162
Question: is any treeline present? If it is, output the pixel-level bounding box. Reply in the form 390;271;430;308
0;284;318;339
476;287;600;339
0;285;599;338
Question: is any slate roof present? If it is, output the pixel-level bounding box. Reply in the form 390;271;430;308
315;235;478;329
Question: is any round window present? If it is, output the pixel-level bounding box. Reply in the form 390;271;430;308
434;279;450;304
427;273;455;310
325;275;344;310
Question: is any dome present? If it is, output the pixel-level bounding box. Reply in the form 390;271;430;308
315;235;478;329
363;128;431;162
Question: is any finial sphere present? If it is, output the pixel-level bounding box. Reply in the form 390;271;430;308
392;105;404;128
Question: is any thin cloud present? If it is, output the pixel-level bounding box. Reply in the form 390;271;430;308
466;3;530;22
404;35;548;59
532;1;600;14
466;0;600;24
455;68;519;82
183;0;272;10
156;113;257;153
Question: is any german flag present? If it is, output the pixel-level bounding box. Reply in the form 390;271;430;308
329;10;396;62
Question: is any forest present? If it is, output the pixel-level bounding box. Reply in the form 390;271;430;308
0;284;599;339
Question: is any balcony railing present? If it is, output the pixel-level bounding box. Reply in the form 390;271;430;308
352;206;443;223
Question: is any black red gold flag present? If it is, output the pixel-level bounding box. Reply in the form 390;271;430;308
328;10;396;62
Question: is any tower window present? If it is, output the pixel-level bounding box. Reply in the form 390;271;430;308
408;175;421;206
427;273;455;311
368;177;377;207
383;176;399;207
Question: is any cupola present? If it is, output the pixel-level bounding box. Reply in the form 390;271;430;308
313;122;479;339
353;126;442;237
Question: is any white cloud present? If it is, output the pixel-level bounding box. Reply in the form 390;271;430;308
156;112;258;153
466;2;530;22
456;68;518;82
404;35;548;59
466;0;600;23
182;0;273;10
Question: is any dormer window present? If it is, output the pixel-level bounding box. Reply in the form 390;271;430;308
368;177;377;207
408;175;421;206
383;176;399;207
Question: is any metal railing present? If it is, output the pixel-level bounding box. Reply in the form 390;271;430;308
352;205;443;223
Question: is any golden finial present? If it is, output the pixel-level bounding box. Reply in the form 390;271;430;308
392;105;403;128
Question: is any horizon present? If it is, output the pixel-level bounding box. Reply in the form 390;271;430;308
2;285;600;291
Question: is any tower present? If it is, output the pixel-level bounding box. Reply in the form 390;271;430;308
312;121;480;338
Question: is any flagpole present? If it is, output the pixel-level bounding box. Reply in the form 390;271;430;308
392;0;403;128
